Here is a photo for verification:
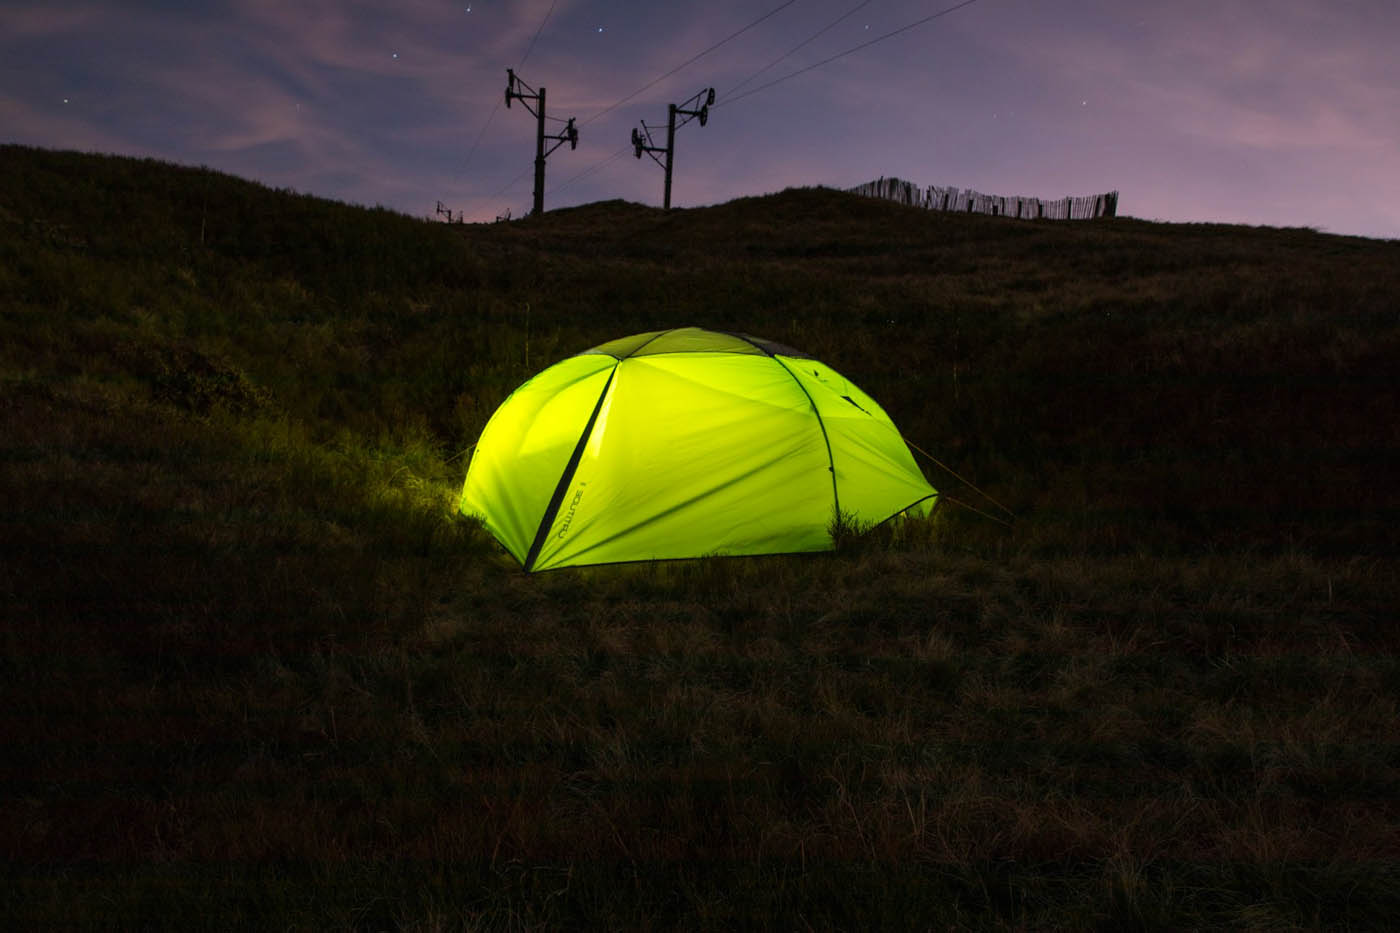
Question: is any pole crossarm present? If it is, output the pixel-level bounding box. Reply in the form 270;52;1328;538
673;86;716;128
631;122;667;169
543;118;579;158
504;69;542;116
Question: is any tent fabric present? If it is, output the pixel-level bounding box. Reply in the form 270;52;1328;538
460;327;936;571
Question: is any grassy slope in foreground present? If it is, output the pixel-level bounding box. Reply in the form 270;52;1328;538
2;145;1399;929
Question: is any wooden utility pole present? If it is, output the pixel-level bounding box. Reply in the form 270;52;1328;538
505;69;578;216
631;87;714;211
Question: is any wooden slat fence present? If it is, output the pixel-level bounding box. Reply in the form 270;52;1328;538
849;176;1118;220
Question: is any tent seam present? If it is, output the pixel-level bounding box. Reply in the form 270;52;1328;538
612;328;674;360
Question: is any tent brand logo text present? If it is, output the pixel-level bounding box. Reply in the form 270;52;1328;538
556;484;586;539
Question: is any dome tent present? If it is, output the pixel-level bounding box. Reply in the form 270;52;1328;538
460;327;937;571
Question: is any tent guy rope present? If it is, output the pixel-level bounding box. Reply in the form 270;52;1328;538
902;436;1015;521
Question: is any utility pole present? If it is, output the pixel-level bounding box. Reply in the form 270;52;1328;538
631;87;714;210
505;68;578;216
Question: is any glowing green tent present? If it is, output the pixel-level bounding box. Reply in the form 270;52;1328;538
460;327;936;571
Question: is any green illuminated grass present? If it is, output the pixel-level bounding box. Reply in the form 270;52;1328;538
2;144;1398;929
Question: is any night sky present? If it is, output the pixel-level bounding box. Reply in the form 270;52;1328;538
4;0;1397;238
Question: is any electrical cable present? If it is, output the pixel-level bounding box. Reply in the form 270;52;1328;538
463;0;560;177
517;0;559;69
725;0;876;98
581;0;799;127
716;0;985;109
547;144;632;196
462;101;500;175
481;0;986;212
491;164;535;198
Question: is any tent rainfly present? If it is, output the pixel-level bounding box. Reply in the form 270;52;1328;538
460;327;937;571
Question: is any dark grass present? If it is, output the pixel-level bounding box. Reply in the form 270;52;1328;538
3;144;1399;929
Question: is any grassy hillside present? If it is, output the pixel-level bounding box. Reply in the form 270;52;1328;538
3;144;1398;929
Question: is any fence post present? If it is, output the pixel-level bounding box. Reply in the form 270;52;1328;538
850;179;1116;221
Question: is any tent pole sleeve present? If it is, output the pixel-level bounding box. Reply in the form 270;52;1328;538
768;356;840;521
523;366;618;571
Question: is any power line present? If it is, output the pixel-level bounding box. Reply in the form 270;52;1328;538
547;144;633;196
462;101;500;175
463;0;560;177
717;0;985;109
477;0;987;211
492;163;534;198
517;0;559;69
581;0;799;127
725;0;876;98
